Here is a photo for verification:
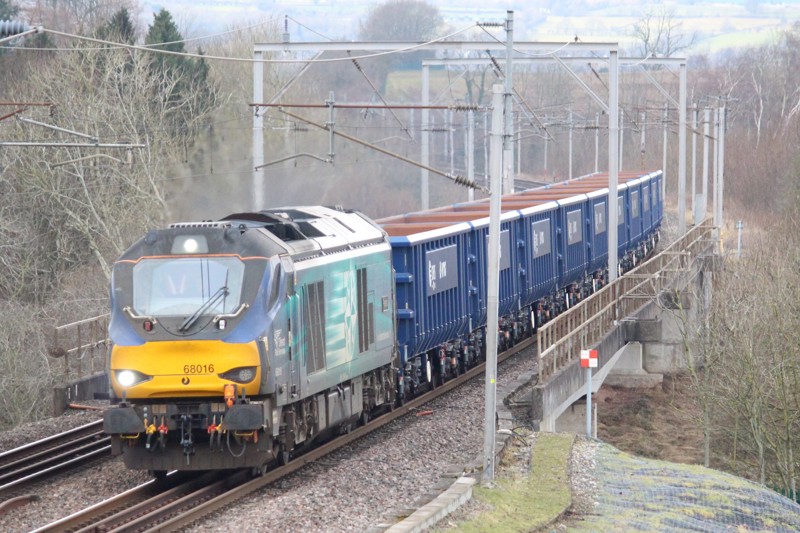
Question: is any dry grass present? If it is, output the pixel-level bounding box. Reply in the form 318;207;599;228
596;373;705;466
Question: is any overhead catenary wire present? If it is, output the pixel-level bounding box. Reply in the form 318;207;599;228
251;103;479;110
485;53;552;140
276;107;489;193
348;51;416;143
38;24;480;64
0;17;278;51
286;15;334;42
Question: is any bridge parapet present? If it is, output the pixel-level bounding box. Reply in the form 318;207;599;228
50;314;109;383
537;218;716;382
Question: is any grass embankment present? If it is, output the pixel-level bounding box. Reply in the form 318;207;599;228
566;444;800;532
446;433;573;533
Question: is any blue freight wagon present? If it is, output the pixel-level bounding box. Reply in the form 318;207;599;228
378;171;663;399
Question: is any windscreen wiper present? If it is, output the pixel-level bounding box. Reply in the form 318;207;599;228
179;286;229;332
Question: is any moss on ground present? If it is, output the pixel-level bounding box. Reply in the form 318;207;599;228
565;444;800;532
444;433;573;533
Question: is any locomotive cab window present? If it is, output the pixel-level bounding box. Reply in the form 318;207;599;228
132;257;244;317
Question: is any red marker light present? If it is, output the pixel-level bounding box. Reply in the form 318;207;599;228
143;320;153;332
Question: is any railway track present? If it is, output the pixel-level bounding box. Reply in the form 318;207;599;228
35;337;534;533
0;419;109;497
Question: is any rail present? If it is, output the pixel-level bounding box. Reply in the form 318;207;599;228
537;218;717;382
37;337;535;532
50;314;110;382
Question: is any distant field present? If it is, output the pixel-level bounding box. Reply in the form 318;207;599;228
527;11;795;53
385;70;471;102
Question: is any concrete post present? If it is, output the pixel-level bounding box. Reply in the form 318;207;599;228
608;50;619;282
421;65;430;210
253;51;264;211
483;84;504;484
678;62;687;235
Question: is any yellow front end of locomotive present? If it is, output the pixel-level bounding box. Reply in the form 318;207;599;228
110;340;262;399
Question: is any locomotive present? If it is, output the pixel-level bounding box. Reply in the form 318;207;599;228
103;171;663;474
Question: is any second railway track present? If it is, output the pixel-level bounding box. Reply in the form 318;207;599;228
0;419;110;497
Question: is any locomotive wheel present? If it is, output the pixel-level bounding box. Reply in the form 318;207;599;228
278;446;290;466
251;463;268;478
425;359;434;388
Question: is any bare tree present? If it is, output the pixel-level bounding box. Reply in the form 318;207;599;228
23;0;141;35
0;302;54;426
358;0;442;42
631;8;697;58
694;226;800;495
0;43;216;302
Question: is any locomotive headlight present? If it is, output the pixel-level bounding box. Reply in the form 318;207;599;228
115;369;152;388
219;366;257;384
171;235;208;255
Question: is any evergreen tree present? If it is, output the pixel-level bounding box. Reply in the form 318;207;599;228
145;9;186;73
144;9;215;131
98;8;136;44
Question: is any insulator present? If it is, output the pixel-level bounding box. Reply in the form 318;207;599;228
0;20;30;38
450;174;479;189
450;104;479;112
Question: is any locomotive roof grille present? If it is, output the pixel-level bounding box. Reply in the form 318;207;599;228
221;211;307;242
169;221;232;229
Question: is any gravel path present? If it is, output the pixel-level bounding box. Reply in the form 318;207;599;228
0;350;535;532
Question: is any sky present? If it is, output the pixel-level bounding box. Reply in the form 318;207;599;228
144;1;800;53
